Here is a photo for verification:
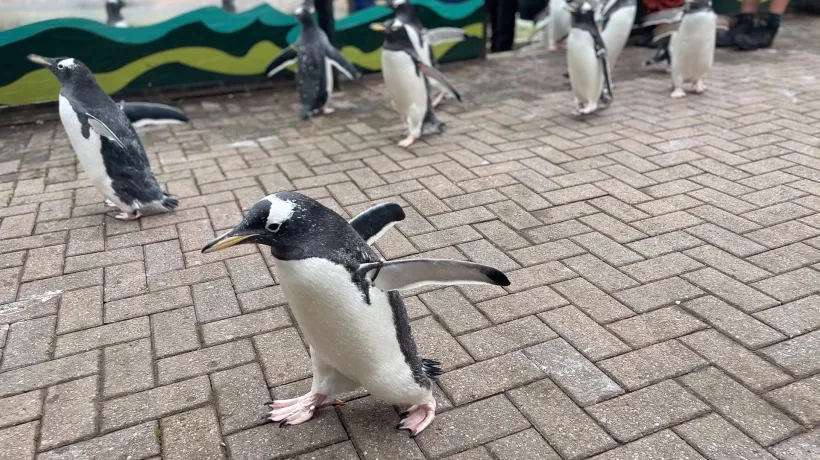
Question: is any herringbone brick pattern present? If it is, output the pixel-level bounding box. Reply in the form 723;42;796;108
1;14;819;460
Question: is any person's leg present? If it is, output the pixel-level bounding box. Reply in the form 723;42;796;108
315;0;341;89
717;0;758;47
735;0;788;50
492;0;518;52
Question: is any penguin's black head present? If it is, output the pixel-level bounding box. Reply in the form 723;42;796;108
105;0;126;17
294;2;316;26
27;55;96;87
566;1;597;24
683;0;712;13
370;18;412;47
202;191;350;259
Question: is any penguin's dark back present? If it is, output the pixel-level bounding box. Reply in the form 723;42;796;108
296;27;331;110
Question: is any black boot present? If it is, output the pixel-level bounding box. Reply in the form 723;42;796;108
735;13;780;50
716;13;754;47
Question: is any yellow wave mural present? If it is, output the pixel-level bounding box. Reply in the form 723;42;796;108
0;22;482;106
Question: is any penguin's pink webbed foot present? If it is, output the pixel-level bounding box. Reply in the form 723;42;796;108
547;43;557;52
322;107;336;115
114;210;142;220
670;88;687;99
397;396;436;437
432;92;445;108
398;135;416;148
694;80;707;94
266;392;326;426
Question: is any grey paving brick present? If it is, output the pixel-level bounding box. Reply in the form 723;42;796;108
607;306;708;348
193;278;241;323
151;306;200;358
296;441;359;460
457;316;555;361
525;220;592;244
674;413;777;460
410;225;482;251
680;367;801;446
627;231;703;258
0;315;55;370
0;350;99;398
686;223;767;257
753;267;820;302
226;253;275;293
442;447;492;460
211;363;270;434
599;340;706;391
40;375;97;450
563;254;639;292
476;285;568;324
238;285;288;313
57;285;102;334
412;316;474;372
225;408;347;460
748;243;820;274
161;407;224;460
587;379;710;442
684;296;786;349
419;287;491;335
755;295;820;337
158;339;256;385
487;200;542;229
55;316;149;358
487;428;561;460
457;239;520;272
766;374;820;426
438;351;544;405
508;379;616;460
685;244;771;282
101;376;211;432
415;395;529;459
552;277;634;323
539;306;630;361
621;252;703;283
0;420;37;460
631;211;704;236
104;286;192;323
38;421;159;460
680;329;792;392
254;328;312;387
0;389;42;429
747;220;820;249
103;338;154;398
589;429;706;460
760;330;820;377
22;244;64;281
683;268;779;313
201;308;291;346
524;338;623;406
338;397;425;460
572;231;644;266
770;429;820;460
614;277;704;313
507;239;584;267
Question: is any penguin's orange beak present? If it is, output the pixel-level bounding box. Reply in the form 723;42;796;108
27;54;54;67
370;23;387;32
201;231;251;253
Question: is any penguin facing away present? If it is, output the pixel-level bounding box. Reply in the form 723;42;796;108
566;1;613;116
105;0;127;28
27;55;178;220
371;18;462;148
202;192;511;436
599;0;637;67
265;3;361;120
669;0;716;98
375;0;465;107
222;0;236;13
118;101;190;128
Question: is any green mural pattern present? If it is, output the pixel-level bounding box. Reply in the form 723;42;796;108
0;0;485;106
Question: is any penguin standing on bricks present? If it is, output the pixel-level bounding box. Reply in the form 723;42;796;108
202;192;511;437
371;18;462;148
599;0;637;67
376;0;465;107
104;0;127;27
265;2;361;120
669;0;716;98
566;1;613;116
27;55;178;220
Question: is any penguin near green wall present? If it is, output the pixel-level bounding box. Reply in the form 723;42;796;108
104;0;127;27
27;55;178;220
265;3;361;120
371;18;462;148
566;1;613;116
202;192;511;437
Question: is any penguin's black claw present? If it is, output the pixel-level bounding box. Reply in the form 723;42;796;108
279;420;289;428
395;423;404;430
263;401;274;406
399;411;409;418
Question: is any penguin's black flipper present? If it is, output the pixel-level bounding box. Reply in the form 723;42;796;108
412;58;463;102
86;113;126;150
325;46;361;82
356;259;511;292
121;102;189;126
598;50;614;104
349;202;406;245
265;45;299;78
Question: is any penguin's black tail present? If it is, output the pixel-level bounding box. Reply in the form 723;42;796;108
160;192;179;211
422;359;443;380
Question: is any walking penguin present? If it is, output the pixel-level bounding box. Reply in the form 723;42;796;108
27;55;178;220
668;0;716;98
202;192;511;437
566;0;613;116
265;2;361;120
371;18;462;147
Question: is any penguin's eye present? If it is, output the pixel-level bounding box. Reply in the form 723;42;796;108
266;223;281;233
57;64;64;70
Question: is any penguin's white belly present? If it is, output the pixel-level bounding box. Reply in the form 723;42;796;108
567;29;603;105
547;1;571;44
382;50;427;136
323;57;335;107
58;95;122;207
670;11;716;82
602;7;636;65
274;257;428;404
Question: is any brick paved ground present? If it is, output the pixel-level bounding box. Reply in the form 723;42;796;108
2;14;820;460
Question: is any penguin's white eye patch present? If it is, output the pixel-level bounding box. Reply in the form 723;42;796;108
266;223;281;233
57;58;75;69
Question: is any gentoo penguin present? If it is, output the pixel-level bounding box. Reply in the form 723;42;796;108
202;192;511;436
566;1;613;116
375;0;465;107
599;0;637;66
222;0;236;13
538;0;572;51
640;8;684;70
371;18;462;147
28;55;178;220
118;101;190;128
105;0;127;28
265;4;361;120
668;0;716;98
